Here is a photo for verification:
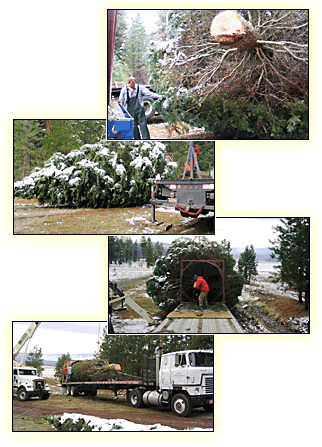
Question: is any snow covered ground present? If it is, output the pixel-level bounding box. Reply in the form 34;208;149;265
109;261;154;281
239;261;300;302
53;413;212;431
42;366;55;378
110;281;160;333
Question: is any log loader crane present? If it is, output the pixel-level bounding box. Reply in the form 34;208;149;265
13;322;51;401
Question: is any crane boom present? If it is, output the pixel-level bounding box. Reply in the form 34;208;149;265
13;322;41;365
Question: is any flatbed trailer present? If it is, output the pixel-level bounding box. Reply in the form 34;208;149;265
62;379;155;398
61;348;213;417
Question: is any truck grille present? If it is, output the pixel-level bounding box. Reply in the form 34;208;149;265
34;380;45;390
205;376;213;394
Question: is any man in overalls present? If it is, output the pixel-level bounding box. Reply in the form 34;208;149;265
119;77;160;139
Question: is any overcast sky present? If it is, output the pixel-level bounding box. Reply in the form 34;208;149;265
13;321;107;356
127;218;283;249
124;9;159;33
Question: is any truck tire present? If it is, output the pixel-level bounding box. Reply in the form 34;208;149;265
88;389;97;397
143;96;155;120
171;393;192;417
129;389;144;408
203;404;213;412
17;388;29;402
41;393;50;400
70;386;79;397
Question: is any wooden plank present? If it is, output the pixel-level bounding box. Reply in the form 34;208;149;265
181;318;200;333
166;319;185;332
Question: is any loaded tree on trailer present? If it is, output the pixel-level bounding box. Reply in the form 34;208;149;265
62;346;213;417
151;141;214;221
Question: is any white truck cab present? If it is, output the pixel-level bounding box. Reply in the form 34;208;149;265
13;366;51;401
142;348;214;417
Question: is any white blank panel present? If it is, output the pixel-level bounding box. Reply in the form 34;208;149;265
16;250;93;306
230;155;304;202
229;349;304;366
16;8;92;104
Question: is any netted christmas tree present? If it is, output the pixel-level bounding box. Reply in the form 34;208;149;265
146;237;244;314
71;359;122;382
14;141;177;208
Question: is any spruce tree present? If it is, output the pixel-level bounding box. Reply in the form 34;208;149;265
145;237;155;267
140;236;147;260
133;240;139;262
121;13;149;82
146;237;243;313
14;120;43;181
238;245;258;284
25;346;44;375
270;218;310;309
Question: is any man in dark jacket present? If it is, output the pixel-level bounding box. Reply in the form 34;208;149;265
194;275;209;308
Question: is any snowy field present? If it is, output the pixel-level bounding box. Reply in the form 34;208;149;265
42;366;55;378
109;261;154;281
52;413;212;431
110;281;160;333
239;261;300;302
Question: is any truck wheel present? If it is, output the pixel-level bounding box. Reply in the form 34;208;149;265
129;389;143;408
203;404;213;412
89;389;97;397
171;393;192;417
143;96;155;120
70;386;79;397
17;388;29;402
41;394;50;400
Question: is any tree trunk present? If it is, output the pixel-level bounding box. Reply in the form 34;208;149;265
210;10;259;50
298;289;303;303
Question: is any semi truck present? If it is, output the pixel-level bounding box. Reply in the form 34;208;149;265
13;322;51;401
62;346;213;417
151;141;215;220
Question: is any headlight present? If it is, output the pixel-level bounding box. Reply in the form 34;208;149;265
194;387;200;395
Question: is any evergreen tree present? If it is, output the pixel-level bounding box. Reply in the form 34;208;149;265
133;240;139;262
43;119;75;158
154;241;164;259
114;10;128;54
116;237;126;264
25;346;44;375
125;238;134;265
238;245;258;284
140;236;147;260
97;332;213;378
147;236;243;313
145;237;155;267
120;13;149;82
270;218;310;309
14;120;43;181
108;236;118;264
55;353;71;380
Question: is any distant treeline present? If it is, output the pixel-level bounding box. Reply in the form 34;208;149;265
108;236;166;267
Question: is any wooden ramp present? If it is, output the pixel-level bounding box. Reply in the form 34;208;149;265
153;305;243;334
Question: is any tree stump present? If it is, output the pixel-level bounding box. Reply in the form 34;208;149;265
210;10;259;49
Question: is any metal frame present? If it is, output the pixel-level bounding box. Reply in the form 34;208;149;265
180;259;225;305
